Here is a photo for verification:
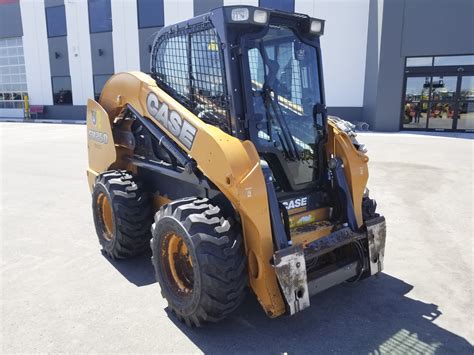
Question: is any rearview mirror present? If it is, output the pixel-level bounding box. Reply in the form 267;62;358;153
313;103;328;132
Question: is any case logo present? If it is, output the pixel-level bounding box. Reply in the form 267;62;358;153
146;92;197;150
282;197;308;211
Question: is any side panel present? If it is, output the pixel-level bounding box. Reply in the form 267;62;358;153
86;98;116;190
97;71;286;317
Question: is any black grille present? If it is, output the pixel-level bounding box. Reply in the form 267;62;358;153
152;23;231;133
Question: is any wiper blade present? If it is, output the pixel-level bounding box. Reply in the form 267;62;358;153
259;45;300;160
263;85;300;160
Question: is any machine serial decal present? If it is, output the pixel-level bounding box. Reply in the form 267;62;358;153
146;92;197;150
88;130;108;144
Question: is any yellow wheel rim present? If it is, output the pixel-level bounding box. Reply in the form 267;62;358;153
164;233;194;295
97;192;114;241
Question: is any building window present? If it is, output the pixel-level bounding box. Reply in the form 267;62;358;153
259;0;294;13
406;55;474;68
0;37;27;109
434;55;474;67
88;0;112;33
406;57;433;67
137;0;164;28
46;5;67;37
52;76;73;105
402;56;474;131
93;74;112;101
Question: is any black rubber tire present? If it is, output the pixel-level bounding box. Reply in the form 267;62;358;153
151;197;247;327
92;170;152;259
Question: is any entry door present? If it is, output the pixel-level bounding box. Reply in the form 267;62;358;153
401;74;474;131
456;75;474;131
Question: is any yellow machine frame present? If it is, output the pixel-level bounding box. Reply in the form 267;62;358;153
87;71;370;317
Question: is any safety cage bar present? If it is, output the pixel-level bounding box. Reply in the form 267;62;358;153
150;21;232;133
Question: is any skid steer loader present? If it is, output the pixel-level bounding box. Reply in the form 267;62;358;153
87;6;386;326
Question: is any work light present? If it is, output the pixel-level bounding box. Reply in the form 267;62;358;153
253;9;268;24
309;18;325;35
231;8;249;22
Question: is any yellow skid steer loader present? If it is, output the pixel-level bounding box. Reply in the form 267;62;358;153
86;6;386;326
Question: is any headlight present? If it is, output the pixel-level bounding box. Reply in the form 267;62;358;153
253;9;268;24
310;18;325;35
231;8;249;22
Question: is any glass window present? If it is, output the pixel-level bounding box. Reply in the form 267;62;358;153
457;102;474;130
46;6;67;37
88;0;112;33
0;37;28;110
427;102;454;130
402;76;430;129
406;57;433;67
245;26;321;185
137;0;164;28
460;76;474;101
404;77;430;102
402;102;428;129
431;76;457;100
434;55;474;66
52;76;73;105
259;0;294;12
93;74;112;101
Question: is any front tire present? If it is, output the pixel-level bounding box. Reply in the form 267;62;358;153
151;197;247;327
92;170;152;259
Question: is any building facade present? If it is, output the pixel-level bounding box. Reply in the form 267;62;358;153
0;0;473;131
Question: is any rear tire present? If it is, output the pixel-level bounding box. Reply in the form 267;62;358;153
92;170;152;259
151;197;247;327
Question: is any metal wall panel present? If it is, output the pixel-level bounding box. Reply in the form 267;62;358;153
0;2;23;38
370;0;474;131
44;0;64;8
47;36;70;76
193;0;223;15
90;32;114;74
20;0;53;106
111;0;140;72
64;0;94;106
163;0;194;25
402;0;474;57
43;104;86;120
138;27;161;73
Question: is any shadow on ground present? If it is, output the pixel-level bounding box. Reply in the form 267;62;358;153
169;274;472;353
102;250;155;287
105;254;472;353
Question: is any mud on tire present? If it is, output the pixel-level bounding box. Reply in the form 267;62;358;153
92;170;152;259
151;197;248;327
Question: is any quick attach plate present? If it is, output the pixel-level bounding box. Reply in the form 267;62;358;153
273;244;310;315
366;216;387;275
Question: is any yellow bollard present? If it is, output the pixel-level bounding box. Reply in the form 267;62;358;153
24;94;30;120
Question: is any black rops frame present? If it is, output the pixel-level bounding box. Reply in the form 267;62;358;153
149;7;328;193
147;6;329;249
235;10;327;193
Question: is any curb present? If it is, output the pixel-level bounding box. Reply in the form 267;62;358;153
0;118;86;125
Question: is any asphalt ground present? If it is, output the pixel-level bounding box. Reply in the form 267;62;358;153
1;122;473;353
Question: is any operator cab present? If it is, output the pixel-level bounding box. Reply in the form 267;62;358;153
150;6;328;233
151;6;326;189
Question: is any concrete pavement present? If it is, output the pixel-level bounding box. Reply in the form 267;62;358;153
1;123;473;353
